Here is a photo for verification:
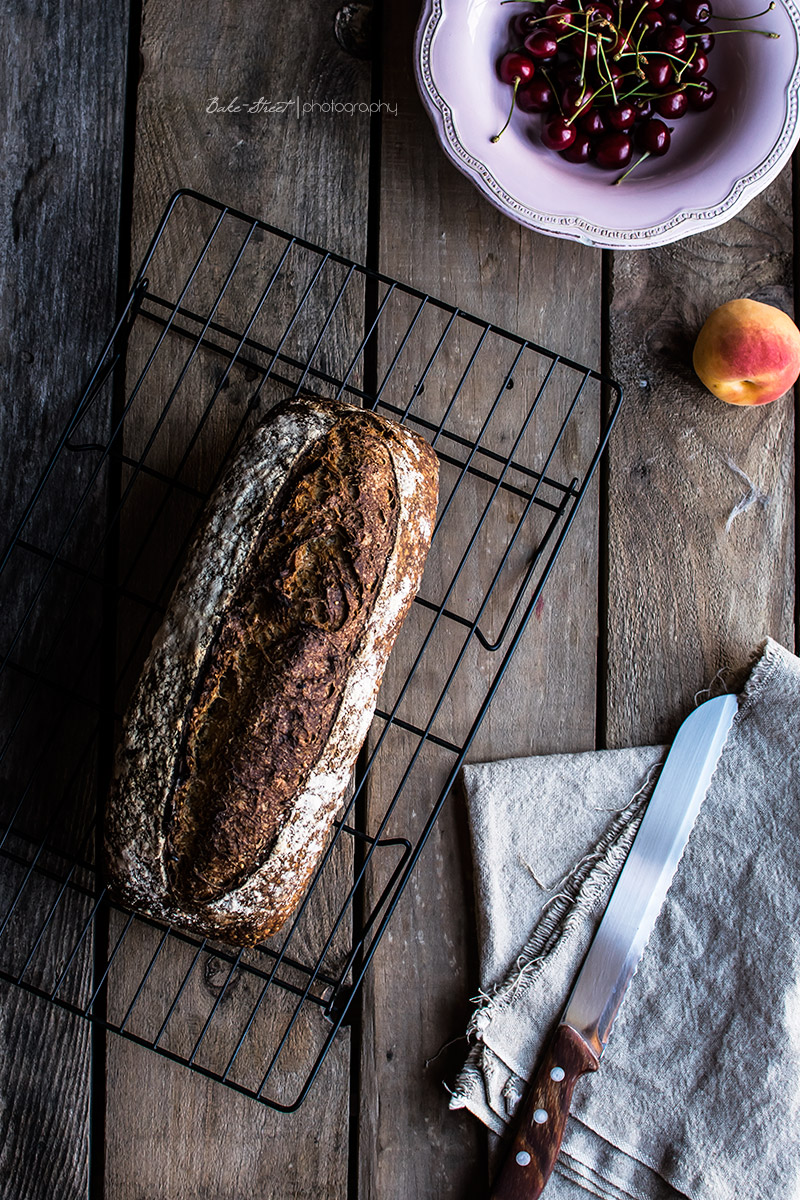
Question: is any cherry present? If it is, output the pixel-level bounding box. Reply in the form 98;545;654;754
637;9;665;34
682;51;708;78
524;30;559;59
545;2;576;31
633;97;654;119
556;60;583;87
687;25;714;51
587;1;615;21
682;0;711;21
580;108;607;136
518;74;555;112
498;52;536;85
637;117;672;153
595;131;633;168
493;54;536;142
658;24;687;52
542;115;577;149
562;83;595;116
659;4;682;22
567;31;599;63
607;102;637;130
511;11;545;39
610;27;634;55
562;133;593;162
645;57;673;88
655;88;689;117
688;79;717;108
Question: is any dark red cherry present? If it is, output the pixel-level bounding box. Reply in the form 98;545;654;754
542;115;577;149
633;98;654;119
636;117;671;154
562;33;597;69
545;2;575;30
645;57;673;88
655;88;688;118
556;60;583;87
562;83;595;116
524;30;559;59
659;4;682;23
580;107;607;136
607;102;636;130
637;9;665;34
517;74;555;112
498;52;536;85
594;131;633;168
688;79;717;109
610;27;633;54
511;10;545;39
518;76;555;112
688;25;715;52
682;0;712;21
683;51;708;78
587;1;615;21
562;133;593;162
577;32;600;60
658;24;687;52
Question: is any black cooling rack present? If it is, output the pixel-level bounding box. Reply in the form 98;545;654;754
0;190;622;1112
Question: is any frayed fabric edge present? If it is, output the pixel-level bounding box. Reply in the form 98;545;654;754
448;1045;507;1135
462;758;664;1040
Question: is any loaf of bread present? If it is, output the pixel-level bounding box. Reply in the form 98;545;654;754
104;394;439;944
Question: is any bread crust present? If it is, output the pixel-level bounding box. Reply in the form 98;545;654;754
104;395;439;944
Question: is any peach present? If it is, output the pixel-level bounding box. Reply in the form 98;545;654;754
692;298;800;406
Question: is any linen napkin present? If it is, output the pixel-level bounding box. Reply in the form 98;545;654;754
449;637;800;1200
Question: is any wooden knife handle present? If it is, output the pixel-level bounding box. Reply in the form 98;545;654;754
489;1024;600;1200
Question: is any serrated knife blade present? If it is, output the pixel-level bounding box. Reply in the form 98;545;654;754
489;693;738;1200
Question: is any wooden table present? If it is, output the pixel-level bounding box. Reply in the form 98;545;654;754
1;2;794;1197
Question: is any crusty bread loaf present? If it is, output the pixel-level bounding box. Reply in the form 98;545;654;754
104;394;439;944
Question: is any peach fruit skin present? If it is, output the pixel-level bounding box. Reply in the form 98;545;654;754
692;298;800;406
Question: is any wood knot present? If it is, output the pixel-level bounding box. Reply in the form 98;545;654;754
334;4;374;59
203;955;241;999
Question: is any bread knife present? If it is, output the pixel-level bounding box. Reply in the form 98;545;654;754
489;693;738;1200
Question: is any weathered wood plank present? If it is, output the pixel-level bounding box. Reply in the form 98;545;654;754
103;3;373;1196
605;181;795;749
0;1;127;1197
358;5;605;1197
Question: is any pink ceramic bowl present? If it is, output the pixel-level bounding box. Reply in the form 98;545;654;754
415;0;800;248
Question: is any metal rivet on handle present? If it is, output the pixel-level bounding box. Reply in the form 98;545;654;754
533;1109;549;1124
516;1151;532;1166
550;1066;565;1082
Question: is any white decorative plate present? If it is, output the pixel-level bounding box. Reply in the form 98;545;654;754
414;0;800;248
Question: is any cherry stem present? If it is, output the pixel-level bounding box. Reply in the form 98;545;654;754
491;75;520;142
541;67;564;114
691;24;779;34
713;1;775;16
580;13;592;83
655;48;697;64
675;43;696;81
628;1;650;34
613;151;650;184
598;37;619;101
